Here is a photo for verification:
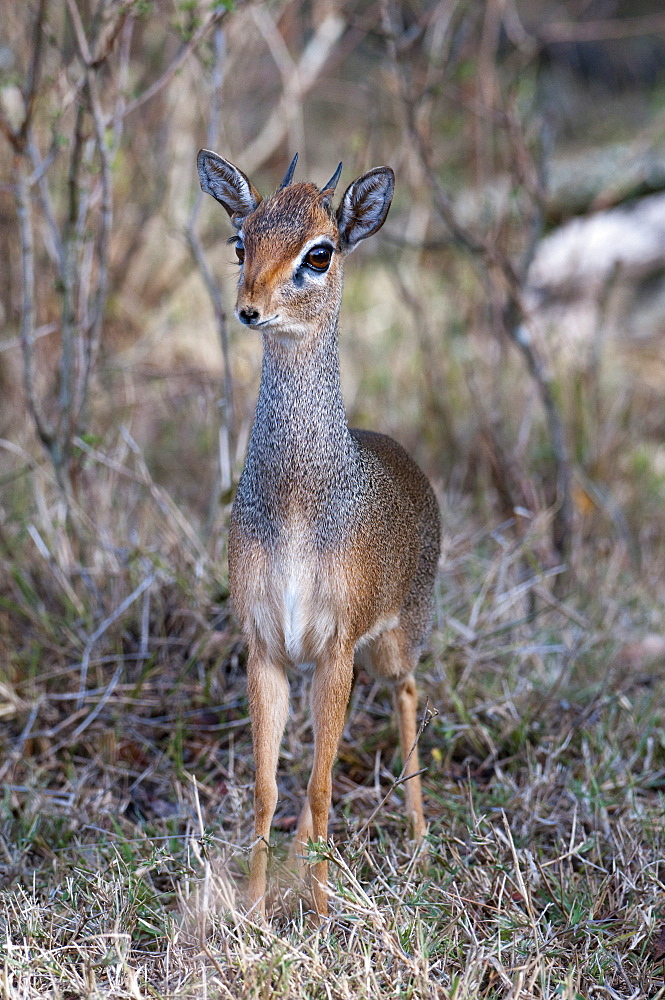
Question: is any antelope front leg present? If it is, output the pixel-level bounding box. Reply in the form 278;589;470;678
307;646;354;918
246;651;290;915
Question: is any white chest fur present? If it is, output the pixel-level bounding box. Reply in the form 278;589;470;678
240;524;338;667
235;519;401;667
281;558;332;665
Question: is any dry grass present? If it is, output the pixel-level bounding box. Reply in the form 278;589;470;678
1;427;664;998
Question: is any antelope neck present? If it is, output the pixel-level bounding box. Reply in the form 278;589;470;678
241;314;356;518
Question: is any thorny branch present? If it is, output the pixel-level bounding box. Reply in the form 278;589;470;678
3;0;53;457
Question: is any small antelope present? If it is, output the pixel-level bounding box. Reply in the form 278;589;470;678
197;149;441;918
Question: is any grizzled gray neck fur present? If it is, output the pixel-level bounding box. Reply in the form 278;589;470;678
235;311;358;544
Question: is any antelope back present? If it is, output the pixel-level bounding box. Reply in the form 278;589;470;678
197;150;395;342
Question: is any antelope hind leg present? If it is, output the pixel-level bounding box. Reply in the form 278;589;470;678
365;630;427;841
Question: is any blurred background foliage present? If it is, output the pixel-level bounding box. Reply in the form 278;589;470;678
3;0;665;581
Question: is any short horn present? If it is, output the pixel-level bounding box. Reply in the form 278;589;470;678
278;152;299;190
322;161;343;194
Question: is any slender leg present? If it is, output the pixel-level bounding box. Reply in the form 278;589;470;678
246;650;290;915
290;798;313;879
306;646;355;917
365;630;427;841
394;672;426;840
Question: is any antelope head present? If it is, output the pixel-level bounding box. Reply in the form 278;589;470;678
197;150;395;344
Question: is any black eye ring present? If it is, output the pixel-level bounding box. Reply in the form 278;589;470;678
304;245;332;271
235;243;245;264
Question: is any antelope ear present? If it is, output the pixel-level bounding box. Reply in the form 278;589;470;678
197;149;262;227
336;167;394;252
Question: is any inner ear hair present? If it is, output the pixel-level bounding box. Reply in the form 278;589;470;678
337;166;395;251
197;149;262;222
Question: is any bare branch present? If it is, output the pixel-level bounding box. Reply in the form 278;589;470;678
64;0;93;66
56;103;85;472
76;573;157;710
122;9;229;120
0;323;57;354
540;12;665;44
187;26;234;498
28;139;64;270
2;0;246;520
17;0;49;151
88;0;135;67
77;66;113;425
55;0;116;452
251;6;306;168
0;107;17;149
109;15;134;154
238;10;345;175
15;156;55;450
0;0;48;152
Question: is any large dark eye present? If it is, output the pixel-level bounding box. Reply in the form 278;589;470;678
235;243;245;264
304;245;332;271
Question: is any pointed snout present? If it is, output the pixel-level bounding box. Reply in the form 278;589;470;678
235;295;279;330
235;277;269;326
237;304;261;326
235;263;282;328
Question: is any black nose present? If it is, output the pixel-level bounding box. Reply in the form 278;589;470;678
238;306;260;325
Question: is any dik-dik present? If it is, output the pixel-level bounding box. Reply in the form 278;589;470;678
197;149;441;918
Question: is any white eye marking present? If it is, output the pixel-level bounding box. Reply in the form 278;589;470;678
287;236;336;277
